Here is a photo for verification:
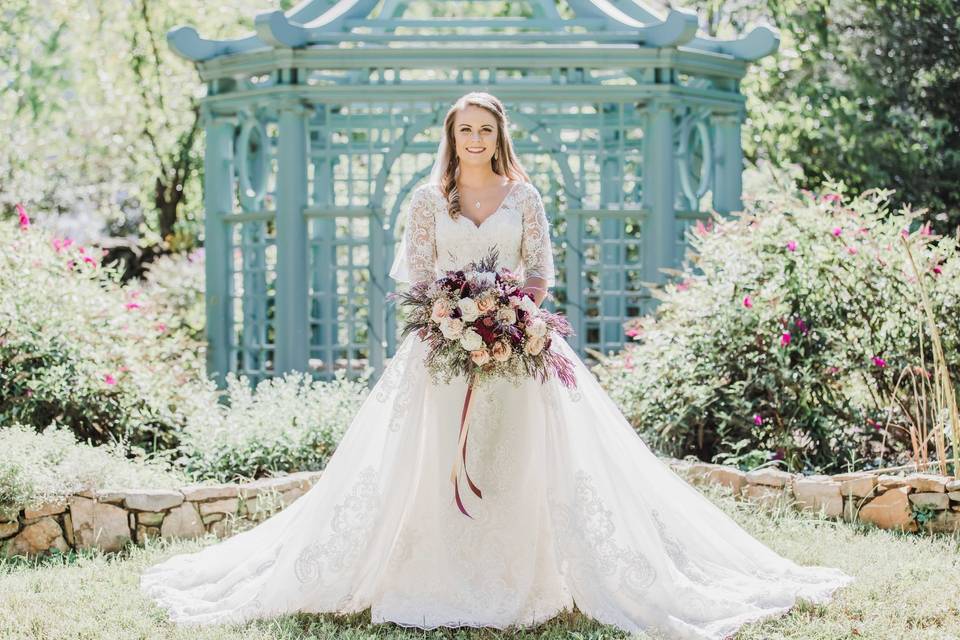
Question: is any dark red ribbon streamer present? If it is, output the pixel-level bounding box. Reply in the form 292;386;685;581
451;378;483;517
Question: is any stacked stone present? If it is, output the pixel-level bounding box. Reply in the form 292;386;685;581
668;459;960;534
0;471;322;557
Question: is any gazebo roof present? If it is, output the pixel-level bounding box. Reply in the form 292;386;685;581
168;0;780;64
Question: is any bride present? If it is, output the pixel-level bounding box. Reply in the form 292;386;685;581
141;91;854;639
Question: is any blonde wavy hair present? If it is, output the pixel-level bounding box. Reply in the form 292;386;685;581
436;92;530;220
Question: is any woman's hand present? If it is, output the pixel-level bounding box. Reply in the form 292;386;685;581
522;276;549;306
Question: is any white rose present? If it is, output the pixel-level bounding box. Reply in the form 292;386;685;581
496;307;517;325
459;327;484;351
519;296;539;317
524;334;546;356
439;317;464;340
526;317;547;338
457;297;480;322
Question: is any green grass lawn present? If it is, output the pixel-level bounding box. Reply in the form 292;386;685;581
2;485;959;640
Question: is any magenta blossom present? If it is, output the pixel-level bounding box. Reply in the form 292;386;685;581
901;228;910;238
51;237;75;253
831;227;842;237
933;265;943;275
846;245;858;255
795;318;808;335
155;322;167;333
872;356;887;368
823;193;841;204
124;302;142;311
753;414;763;426
786;240;797;252
780;331;791;347
743;295;753;309
16;203;30;230
625;328;639;338
104;374;117;385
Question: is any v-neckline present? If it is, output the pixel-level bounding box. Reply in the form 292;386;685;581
457;181;520;231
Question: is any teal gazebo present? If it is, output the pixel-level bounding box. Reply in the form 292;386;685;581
168;0;779;387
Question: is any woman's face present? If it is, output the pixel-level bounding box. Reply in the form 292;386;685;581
452;104;499;169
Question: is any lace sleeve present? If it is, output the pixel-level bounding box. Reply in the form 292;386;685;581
393;185;437;285
520;183;556;288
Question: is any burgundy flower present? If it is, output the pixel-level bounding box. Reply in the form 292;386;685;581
475;321;498;346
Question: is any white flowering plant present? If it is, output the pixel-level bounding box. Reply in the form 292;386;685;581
392;249;576;389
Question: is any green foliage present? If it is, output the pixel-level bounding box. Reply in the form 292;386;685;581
594;177;960;473
727;0;960;233
134;247;206;342
0;423;184;518
177;371;370;483
910;502;939;526
0;213;209;451
0;0;268;246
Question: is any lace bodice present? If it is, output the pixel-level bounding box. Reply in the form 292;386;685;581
390;181;556;287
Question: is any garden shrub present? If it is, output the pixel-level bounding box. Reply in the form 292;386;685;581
0;423;184;518
177;371;370;482
133;248;205;343
594;180;960;474
0;207;209;451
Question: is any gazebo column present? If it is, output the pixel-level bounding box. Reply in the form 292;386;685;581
274;100;311;374
713;109;745;214
202;110;238;388
642;98;678;308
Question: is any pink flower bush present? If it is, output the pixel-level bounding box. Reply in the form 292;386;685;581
743;295;753;308
832;227;843;237
786;240;797;252
104;374;117;385
872;356;887;368
780;331;791;347
753;414;763;426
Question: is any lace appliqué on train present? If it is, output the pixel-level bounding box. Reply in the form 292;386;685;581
548;470;657;597
294;466;380;598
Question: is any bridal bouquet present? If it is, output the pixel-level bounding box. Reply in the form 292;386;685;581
393;249;577;390
391;249;577;518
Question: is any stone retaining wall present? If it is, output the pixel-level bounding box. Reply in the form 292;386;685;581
0;471;322;558
4;460;959;558
666;458;960;534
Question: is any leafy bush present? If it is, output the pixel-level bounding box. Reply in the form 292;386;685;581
0;423;185;518
594;179;960;474
177;371;370;482
0;207;209;451
133;248;205;343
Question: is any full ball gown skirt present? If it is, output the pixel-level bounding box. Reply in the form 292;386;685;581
140;331;855;640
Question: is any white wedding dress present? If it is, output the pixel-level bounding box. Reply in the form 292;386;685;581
141;180;854;640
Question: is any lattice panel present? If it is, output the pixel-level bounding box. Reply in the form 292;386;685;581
308;213;372;377
227;219;278;383
570;212;645;356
